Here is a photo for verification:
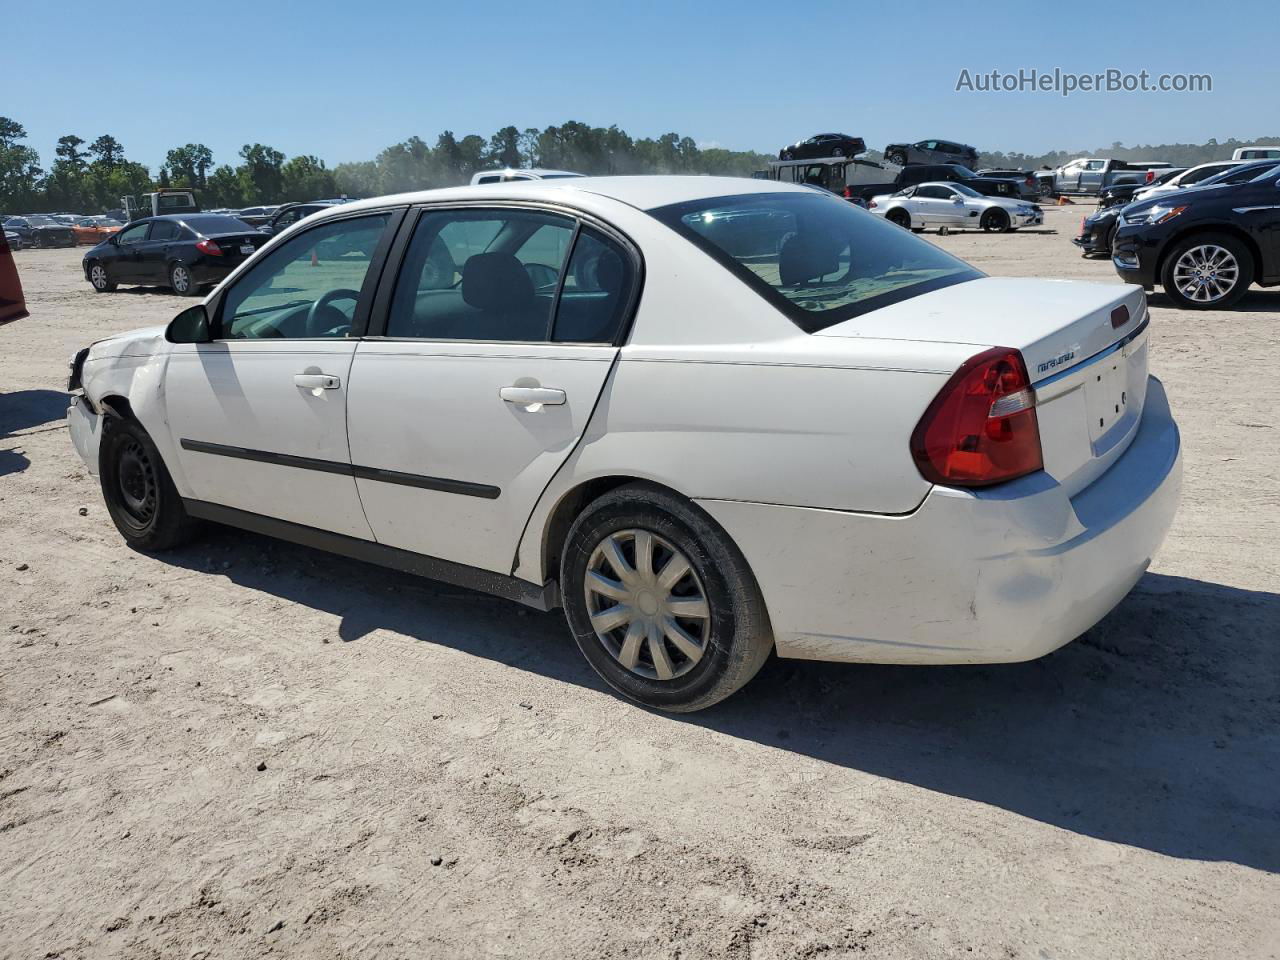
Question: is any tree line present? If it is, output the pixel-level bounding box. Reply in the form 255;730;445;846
3;115;1277;215
0;118;774;214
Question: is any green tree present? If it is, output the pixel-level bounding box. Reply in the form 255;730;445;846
54;135;88;173
165;144;214;188
205;164;243;208
486;126;522;169
89;135;124;170
281;154;337;201
0;117;43;210
236;143;285;203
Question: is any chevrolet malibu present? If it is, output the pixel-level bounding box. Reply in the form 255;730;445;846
67;177;1182;712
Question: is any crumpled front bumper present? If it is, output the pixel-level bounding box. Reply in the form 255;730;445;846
67;394;102;477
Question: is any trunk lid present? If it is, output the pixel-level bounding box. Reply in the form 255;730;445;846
203;231;266;264
817;277;1151;496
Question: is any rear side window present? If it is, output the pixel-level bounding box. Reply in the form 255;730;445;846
149;221;180;241
385;209;634;344
648;191;981;334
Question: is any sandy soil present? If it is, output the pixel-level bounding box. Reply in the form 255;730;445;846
2;206;1278;960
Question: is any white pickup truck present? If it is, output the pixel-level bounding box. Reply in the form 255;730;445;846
1038;158;1173;197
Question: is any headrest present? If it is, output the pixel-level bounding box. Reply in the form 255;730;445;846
779;233;840;287
462;252;535;312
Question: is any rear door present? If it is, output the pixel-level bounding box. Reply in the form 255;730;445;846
346;204;638;574
163;209;401;537
138;218;180;282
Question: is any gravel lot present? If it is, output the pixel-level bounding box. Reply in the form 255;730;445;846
2;205;1278;960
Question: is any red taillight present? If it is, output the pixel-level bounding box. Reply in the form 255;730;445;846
1145;170;1156;183
195;238;223;256
1025;176;1034;187
1110;304;1130;328
910;347;1043;488
843;185;853;199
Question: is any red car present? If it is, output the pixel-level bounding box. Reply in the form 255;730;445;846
1;231;28;326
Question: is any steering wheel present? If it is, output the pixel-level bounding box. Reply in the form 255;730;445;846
305;288;361;337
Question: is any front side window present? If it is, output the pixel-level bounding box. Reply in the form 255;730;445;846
916;185;950;200
117;222;149;245
649;192;981;334
218;213;390;340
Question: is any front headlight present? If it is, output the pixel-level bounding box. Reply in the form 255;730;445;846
1125;203;1187;226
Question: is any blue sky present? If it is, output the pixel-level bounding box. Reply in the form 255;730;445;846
7;0;1276;171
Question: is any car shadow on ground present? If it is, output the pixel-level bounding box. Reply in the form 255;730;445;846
161;526;1280;874
0;388;68;438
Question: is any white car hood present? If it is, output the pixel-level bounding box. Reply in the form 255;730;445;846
87;325;169;361
815;276;1145;383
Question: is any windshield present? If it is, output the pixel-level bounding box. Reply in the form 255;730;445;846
648;191;982;333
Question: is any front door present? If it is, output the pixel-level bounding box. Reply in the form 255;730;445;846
347;205;637;574
137;218;180;285
111;221;151;282
163;210;399;538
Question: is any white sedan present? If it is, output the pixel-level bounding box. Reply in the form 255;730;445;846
869;181;1043;232
67;177;1180;712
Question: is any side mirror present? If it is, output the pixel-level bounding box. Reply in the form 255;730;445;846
165;304;212;344
952;197;964;204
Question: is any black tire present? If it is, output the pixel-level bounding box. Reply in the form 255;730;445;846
88;260;116;293
886;208;912;229
831;147;845;157
1159;232;1254;310
886;150;907;166
1038;180;1055;199
99;416;200;551
781;151;794;161
981;208;1011;233
169;262;199;297
560;483;773;713
29;233;42;249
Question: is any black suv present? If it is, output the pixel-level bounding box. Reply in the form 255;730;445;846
1112;160;1280;309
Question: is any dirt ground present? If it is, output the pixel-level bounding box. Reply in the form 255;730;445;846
2;205;1278;960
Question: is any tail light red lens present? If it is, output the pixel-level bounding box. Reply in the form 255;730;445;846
195;238;223;256
910;347;1043;488
1145;170;1156;183
843;186;853;199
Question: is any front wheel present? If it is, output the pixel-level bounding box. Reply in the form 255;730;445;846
100;416;201;551
981;208;1011;233
88;261;116;292
169;262;199;297
1160;233;1254;310
560;483;773;713
886;150;907;166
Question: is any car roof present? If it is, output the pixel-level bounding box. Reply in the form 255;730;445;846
326;175;805;216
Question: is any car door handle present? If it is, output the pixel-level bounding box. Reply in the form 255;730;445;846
500;386;566;406
294;374;341;390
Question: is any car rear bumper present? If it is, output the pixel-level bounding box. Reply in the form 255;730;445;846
698;376;1181;665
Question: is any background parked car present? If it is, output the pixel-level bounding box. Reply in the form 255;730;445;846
883;139;979;168
1098;168;1187;208
1073;206;1125;258
234;205;281;227
1112;160;1280;309
470;168;585;184
3;228;23;252
1130;161;1245;203
83;214;270;296
1232;146;1280;161
869;182;1042;233
1043;158;1173;197
72;217;123;245
778;133;866;160
848;163;1028;203
767;155;897;203
22;216;76;248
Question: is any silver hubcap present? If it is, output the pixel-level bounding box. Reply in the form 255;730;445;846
1173;244;1238;302
173;267;189;292
584;529;711;681
90;265;106;287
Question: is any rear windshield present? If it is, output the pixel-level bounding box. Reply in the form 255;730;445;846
183;215;256;234
648;191;981;333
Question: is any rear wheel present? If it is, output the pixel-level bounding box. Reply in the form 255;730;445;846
88;261;116;293
886;150;907;166
100;416;200;551
981;208;1011;233
781;151;794;161
169;262;200;296
560;483;773;713
886;208;912;229
1160;233;1253;310
831;146;845;157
